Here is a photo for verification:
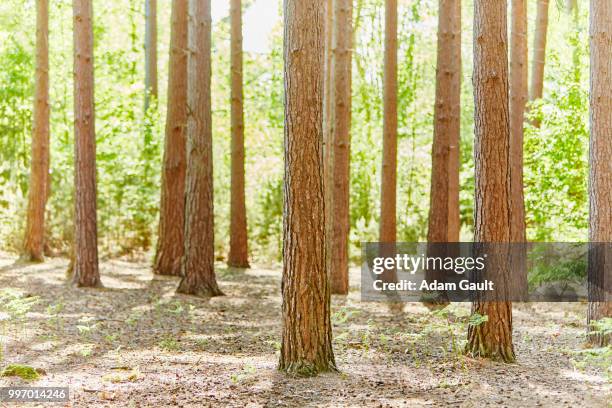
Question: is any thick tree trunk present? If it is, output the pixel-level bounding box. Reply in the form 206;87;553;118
144;0;158;111
279;0;336;376
176;0;221;297
529;0;549;109
587;0;611;347
23;0;50;262
509;0;528;293
379;0;398;243
227;0;249;268
428;0;461;245
465;0;515;363
425;0;461;306
327;0;352;295
72;0;100;288
154;0;188;276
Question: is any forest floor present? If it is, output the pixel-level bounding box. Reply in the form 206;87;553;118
0;252;610;407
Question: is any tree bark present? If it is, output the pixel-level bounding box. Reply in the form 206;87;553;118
227;0;249;268
327;0;352;295
154;0;188;276
72;0;101;288
428;0;461;245
379;0;397;244
144;0;158;111
587;0;611;347
465;0;515;363
279;0;336;376
23;0;50;262
425;0;461;306
510;0;528;294
176;0;221;297
529;0;549;110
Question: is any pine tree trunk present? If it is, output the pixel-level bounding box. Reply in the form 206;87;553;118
428;0;461;245
23;0;50;262
587;0;611;347
144;0;158;111
529;0;549;112
445;0;461;245
466;0;515;363
72;0;100;288
227;0;249;268
323;0;334;292
327;0;352;295
279;0;336;376
510;0;528;293
154;0;188;276
425;0;461;306
176;0;221;297
379;0;397;244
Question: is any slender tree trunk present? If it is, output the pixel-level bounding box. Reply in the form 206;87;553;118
72;0;100;288
154;0;188;276
425;0;461;306
327;0;352;295
379;0;397;243
323;0;334;292
227;0;249;268
529;0;549;117
144;0;158;111
465;0;515;363
445;0;461;245
510;0;527;244
510;0;528;293
428;0;461;245
587;0;611;347
279;0;336;376
176;0;220;297
23;0;50;262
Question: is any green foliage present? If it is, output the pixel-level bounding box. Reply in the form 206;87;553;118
0;289;39;321
468;313;488;327
524;14;589;242
0;0;594;264
1;364;41;380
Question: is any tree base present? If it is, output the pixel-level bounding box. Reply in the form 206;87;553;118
226;260;250;269
18;252;45;264
278;359;337;377
587;330;610;347
153;257;182;277
465;328;516;363
176;281;224;298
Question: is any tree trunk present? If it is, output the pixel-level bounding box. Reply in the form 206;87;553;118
279;0;336;376
428;0;461;245
425;0;461;306
144;0;158;111
154;0;188;276
379;0;397;243
529;0;549;110
510;0;528;293
227;0;249;268
23;0;50;262
327;0;352;295
465;0;515;363
72;0;100;288
587;0;611;347
176;0;220;297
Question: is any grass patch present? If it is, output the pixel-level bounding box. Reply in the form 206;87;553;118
1;364;42;380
